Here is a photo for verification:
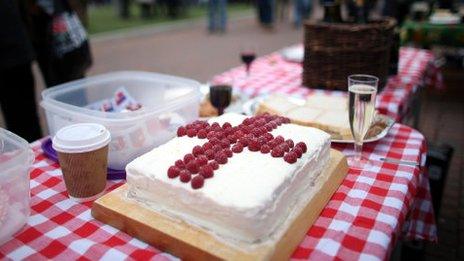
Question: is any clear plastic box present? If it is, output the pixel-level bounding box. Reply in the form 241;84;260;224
41;71;201;170
0;128;34;245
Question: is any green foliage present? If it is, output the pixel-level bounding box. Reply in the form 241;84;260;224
88;3;252;35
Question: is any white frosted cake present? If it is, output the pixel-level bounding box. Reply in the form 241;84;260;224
126;113;331;244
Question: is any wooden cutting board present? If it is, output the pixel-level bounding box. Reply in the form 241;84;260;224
92;149;348;260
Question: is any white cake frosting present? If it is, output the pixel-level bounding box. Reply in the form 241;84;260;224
126;113;331;244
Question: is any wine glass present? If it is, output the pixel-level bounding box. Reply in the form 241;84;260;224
209;84;232;116
240;46;256;77
347;74;379;169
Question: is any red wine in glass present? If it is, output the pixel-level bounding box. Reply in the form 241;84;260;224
209;85;232;116
240;51;256;76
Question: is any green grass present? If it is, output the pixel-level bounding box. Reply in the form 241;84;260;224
88;3;252;35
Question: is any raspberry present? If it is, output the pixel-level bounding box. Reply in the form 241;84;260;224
252;128;261;137
209;137;220;145
191;175;204;189
284;151;297;163
270;122;278;129
175;159;185;169
275;135;285;144
187;128;197;137
183;153;195;163
209;161;219;170
206;131;216;140
192;145;204;156
177;126;187;137
204;149;215;160
215;152;228;164
196;155;208;166
256;119;266;126
248;139;261;151
223;149;233;158
231;143;243;153
202;142;213;151
235;130;245;139
296;142;307;153
227;134;237;143
186;160;199;174
215;132;225;140
185;123;194;130
179;170;191;183
221;138;230;148
211;122;220;129
197;129;207;139
292;147;303;158
222;122;232;129
199;165;214;179
263;133;274;142
260;144;271;154
271;147;284;157
258;136;267;145
239;137;249;147
224;127;234;136
280;142;290;152
286;139;294;148
213;144;222;152
264;124;273;132
240;125;251;134
243;118;252;125
167;166;180;178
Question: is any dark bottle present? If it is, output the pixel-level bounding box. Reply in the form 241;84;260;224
322;0;343;23
388;29;400;76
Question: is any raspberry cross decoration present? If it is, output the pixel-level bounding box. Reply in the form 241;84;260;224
167;114;308;190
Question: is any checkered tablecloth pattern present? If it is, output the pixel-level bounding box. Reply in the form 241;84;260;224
213;46;444;121
0;124;436;260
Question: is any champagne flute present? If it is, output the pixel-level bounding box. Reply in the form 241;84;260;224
347;74;378;169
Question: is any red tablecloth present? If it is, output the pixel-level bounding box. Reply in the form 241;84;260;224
0;47;440;260
213;47;444;122
0;124;435;260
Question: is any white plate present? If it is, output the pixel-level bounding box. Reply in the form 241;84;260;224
242;95;395;144
429;14;461;24
280;46;304;63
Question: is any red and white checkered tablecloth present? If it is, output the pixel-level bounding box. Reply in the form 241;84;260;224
213;46;444;122
0;124;436;260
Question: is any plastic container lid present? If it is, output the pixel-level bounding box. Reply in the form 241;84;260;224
52;123;111;153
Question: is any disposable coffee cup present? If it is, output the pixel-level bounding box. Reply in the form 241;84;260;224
52;123;111;202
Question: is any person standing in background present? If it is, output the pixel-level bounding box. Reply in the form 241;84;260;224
25;0;92;88
208;0;228;33
0;0;42;142
257;0;276;28
293;0;312;27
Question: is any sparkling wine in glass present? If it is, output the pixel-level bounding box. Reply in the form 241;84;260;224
347;74;378;169
240;48;256;77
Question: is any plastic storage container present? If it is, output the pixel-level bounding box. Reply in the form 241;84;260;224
41;71;201;170
0;128;34;245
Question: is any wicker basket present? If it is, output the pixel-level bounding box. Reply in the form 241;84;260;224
303;19;396;91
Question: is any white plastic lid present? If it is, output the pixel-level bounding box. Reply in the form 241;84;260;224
52;123;111;153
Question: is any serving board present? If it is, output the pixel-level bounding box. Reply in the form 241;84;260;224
91;149;348;260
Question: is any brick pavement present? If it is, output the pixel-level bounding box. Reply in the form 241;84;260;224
420;67;464;261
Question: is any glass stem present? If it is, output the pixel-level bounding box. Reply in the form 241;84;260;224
354;141;363;160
